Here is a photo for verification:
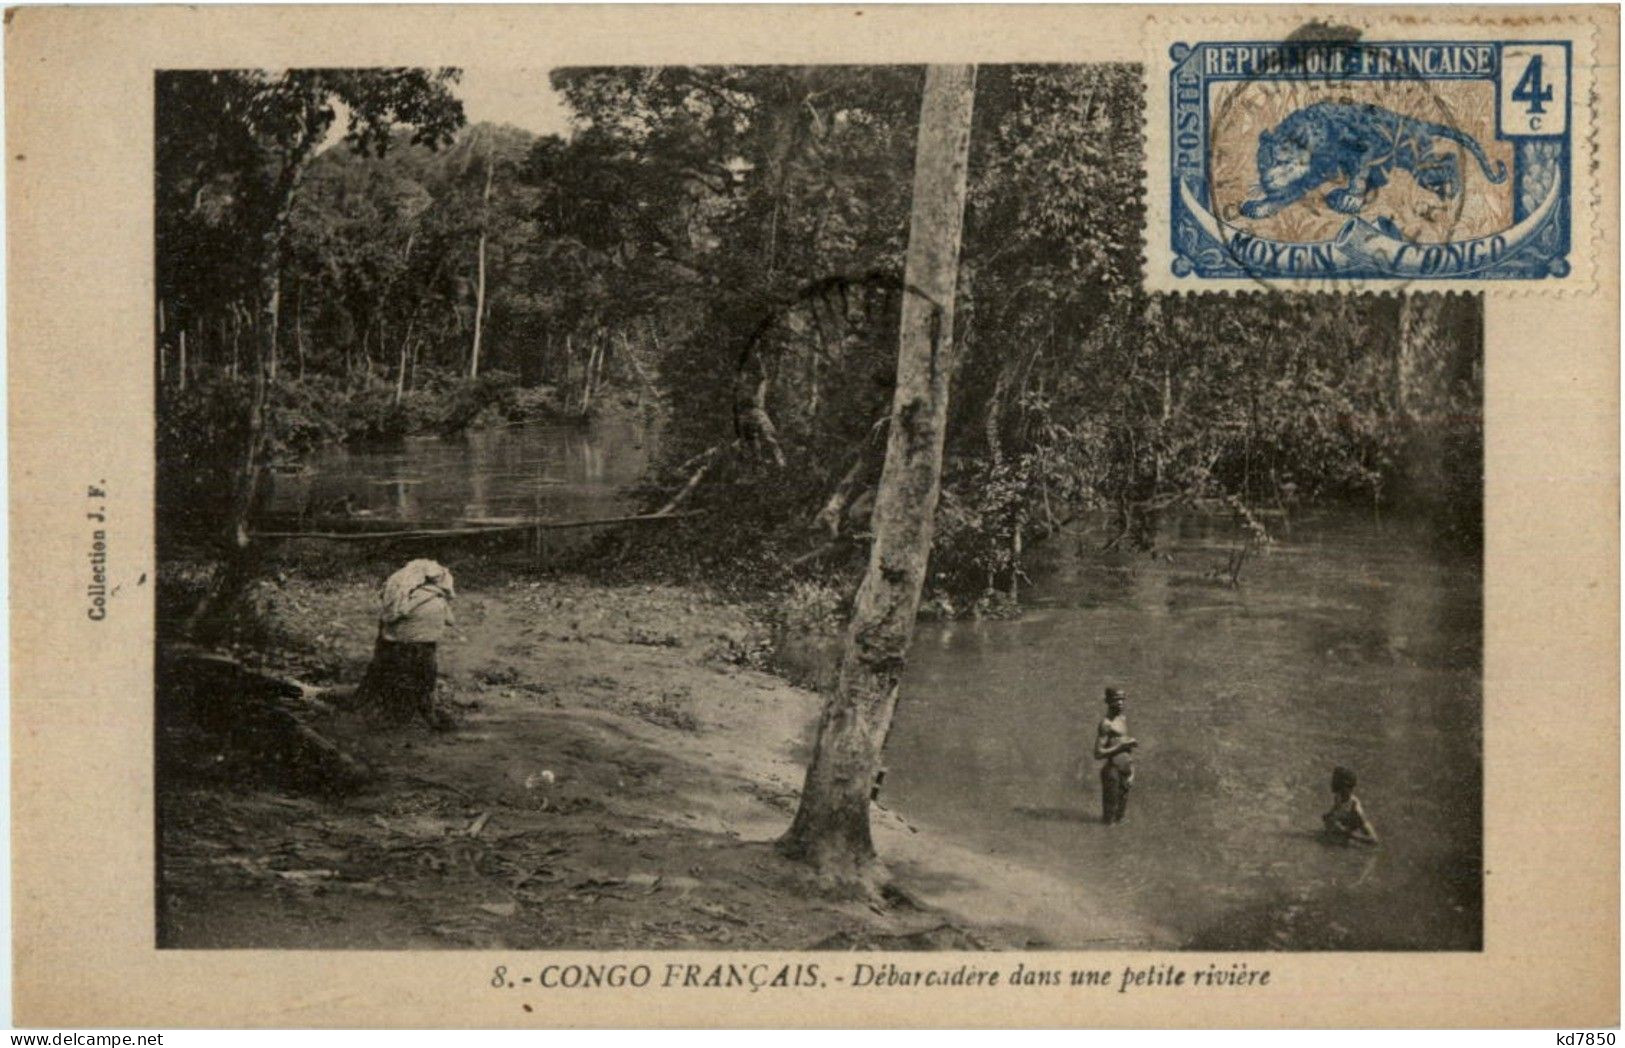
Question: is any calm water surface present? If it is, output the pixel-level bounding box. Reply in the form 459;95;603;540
273;418;1479;949
885;512;1481;950
267;414;655;524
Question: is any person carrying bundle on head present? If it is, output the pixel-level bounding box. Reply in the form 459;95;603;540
355;558;457;729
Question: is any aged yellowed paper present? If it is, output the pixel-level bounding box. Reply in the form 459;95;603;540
6;3;1618;1028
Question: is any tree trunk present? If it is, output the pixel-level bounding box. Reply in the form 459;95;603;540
469;136;495;379
985;362;1010;465
1397;293;1451;422
1008;522;1022;601
734;361;787;467
808;349;821;421
1155;363;1171;491
619;330;655;406
813;453;869;537
581;331;606;413
185;275;274;638
778;64;976;880
295;279;306;380
187;77;326;639
564;333;575;408
242;282;276;541
268;280;281;383
580;336;597;413
395;316;416;405
177;328;187;392
1397;294;1451;501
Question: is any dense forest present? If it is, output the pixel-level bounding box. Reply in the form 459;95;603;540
153;63;1488;925
157;66;1481;617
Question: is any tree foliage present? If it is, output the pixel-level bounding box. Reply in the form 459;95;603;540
156;64;1482;607
535;65;1481;603
157;69;467;357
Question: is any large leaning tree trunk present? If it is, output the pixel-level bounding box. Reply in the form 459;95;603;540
778;65;977;880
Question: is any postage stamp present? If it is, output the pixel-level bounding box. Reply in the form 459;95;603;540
1144;19;1598;292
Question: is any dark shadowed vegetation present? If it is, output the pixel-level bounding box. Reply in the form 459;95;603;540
528;65;1481;609
158;65;1479;619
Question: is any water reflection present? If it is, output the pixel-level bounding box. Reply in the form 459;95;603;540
267;414;654;525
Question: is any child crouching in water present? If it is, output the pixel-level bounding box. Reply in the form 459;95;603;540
1322;765;1379;846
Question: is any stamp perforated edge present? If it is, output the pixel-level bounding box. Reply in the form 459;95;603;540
1140;9;1603;297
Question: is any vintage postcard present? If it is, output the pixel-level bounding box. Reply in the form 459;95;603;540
6;4;1618;1029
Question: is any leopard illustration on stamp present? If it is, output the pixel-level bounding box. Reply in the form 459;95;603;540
1239;100;1508;220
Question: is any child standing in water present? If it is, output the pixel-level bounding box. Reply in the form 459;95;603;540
1093;686;1137;825
1322;766;1379;845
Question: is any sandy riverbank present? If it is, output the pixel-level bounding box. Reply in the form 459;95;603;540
159;565;1173;950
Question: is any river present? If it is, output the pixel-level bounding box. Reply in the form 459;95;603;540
884;511;1482;950
271;421;1481;950
266;413;655;524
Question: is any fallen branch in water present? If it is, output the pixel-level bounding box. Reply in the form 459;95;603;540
655;443;727;517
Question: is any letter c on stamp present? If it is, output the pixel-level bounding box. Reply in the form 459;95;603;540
1144;16;1598;293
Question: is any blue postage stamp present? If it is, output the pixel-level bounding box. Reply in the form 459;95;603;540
1163;39;1573;284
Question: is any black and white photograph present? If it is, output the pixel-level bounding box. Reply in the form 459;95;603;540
151;62;1488;954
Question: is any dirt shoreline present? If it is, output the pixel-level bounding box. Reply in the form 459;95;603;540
159;567;1173;950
